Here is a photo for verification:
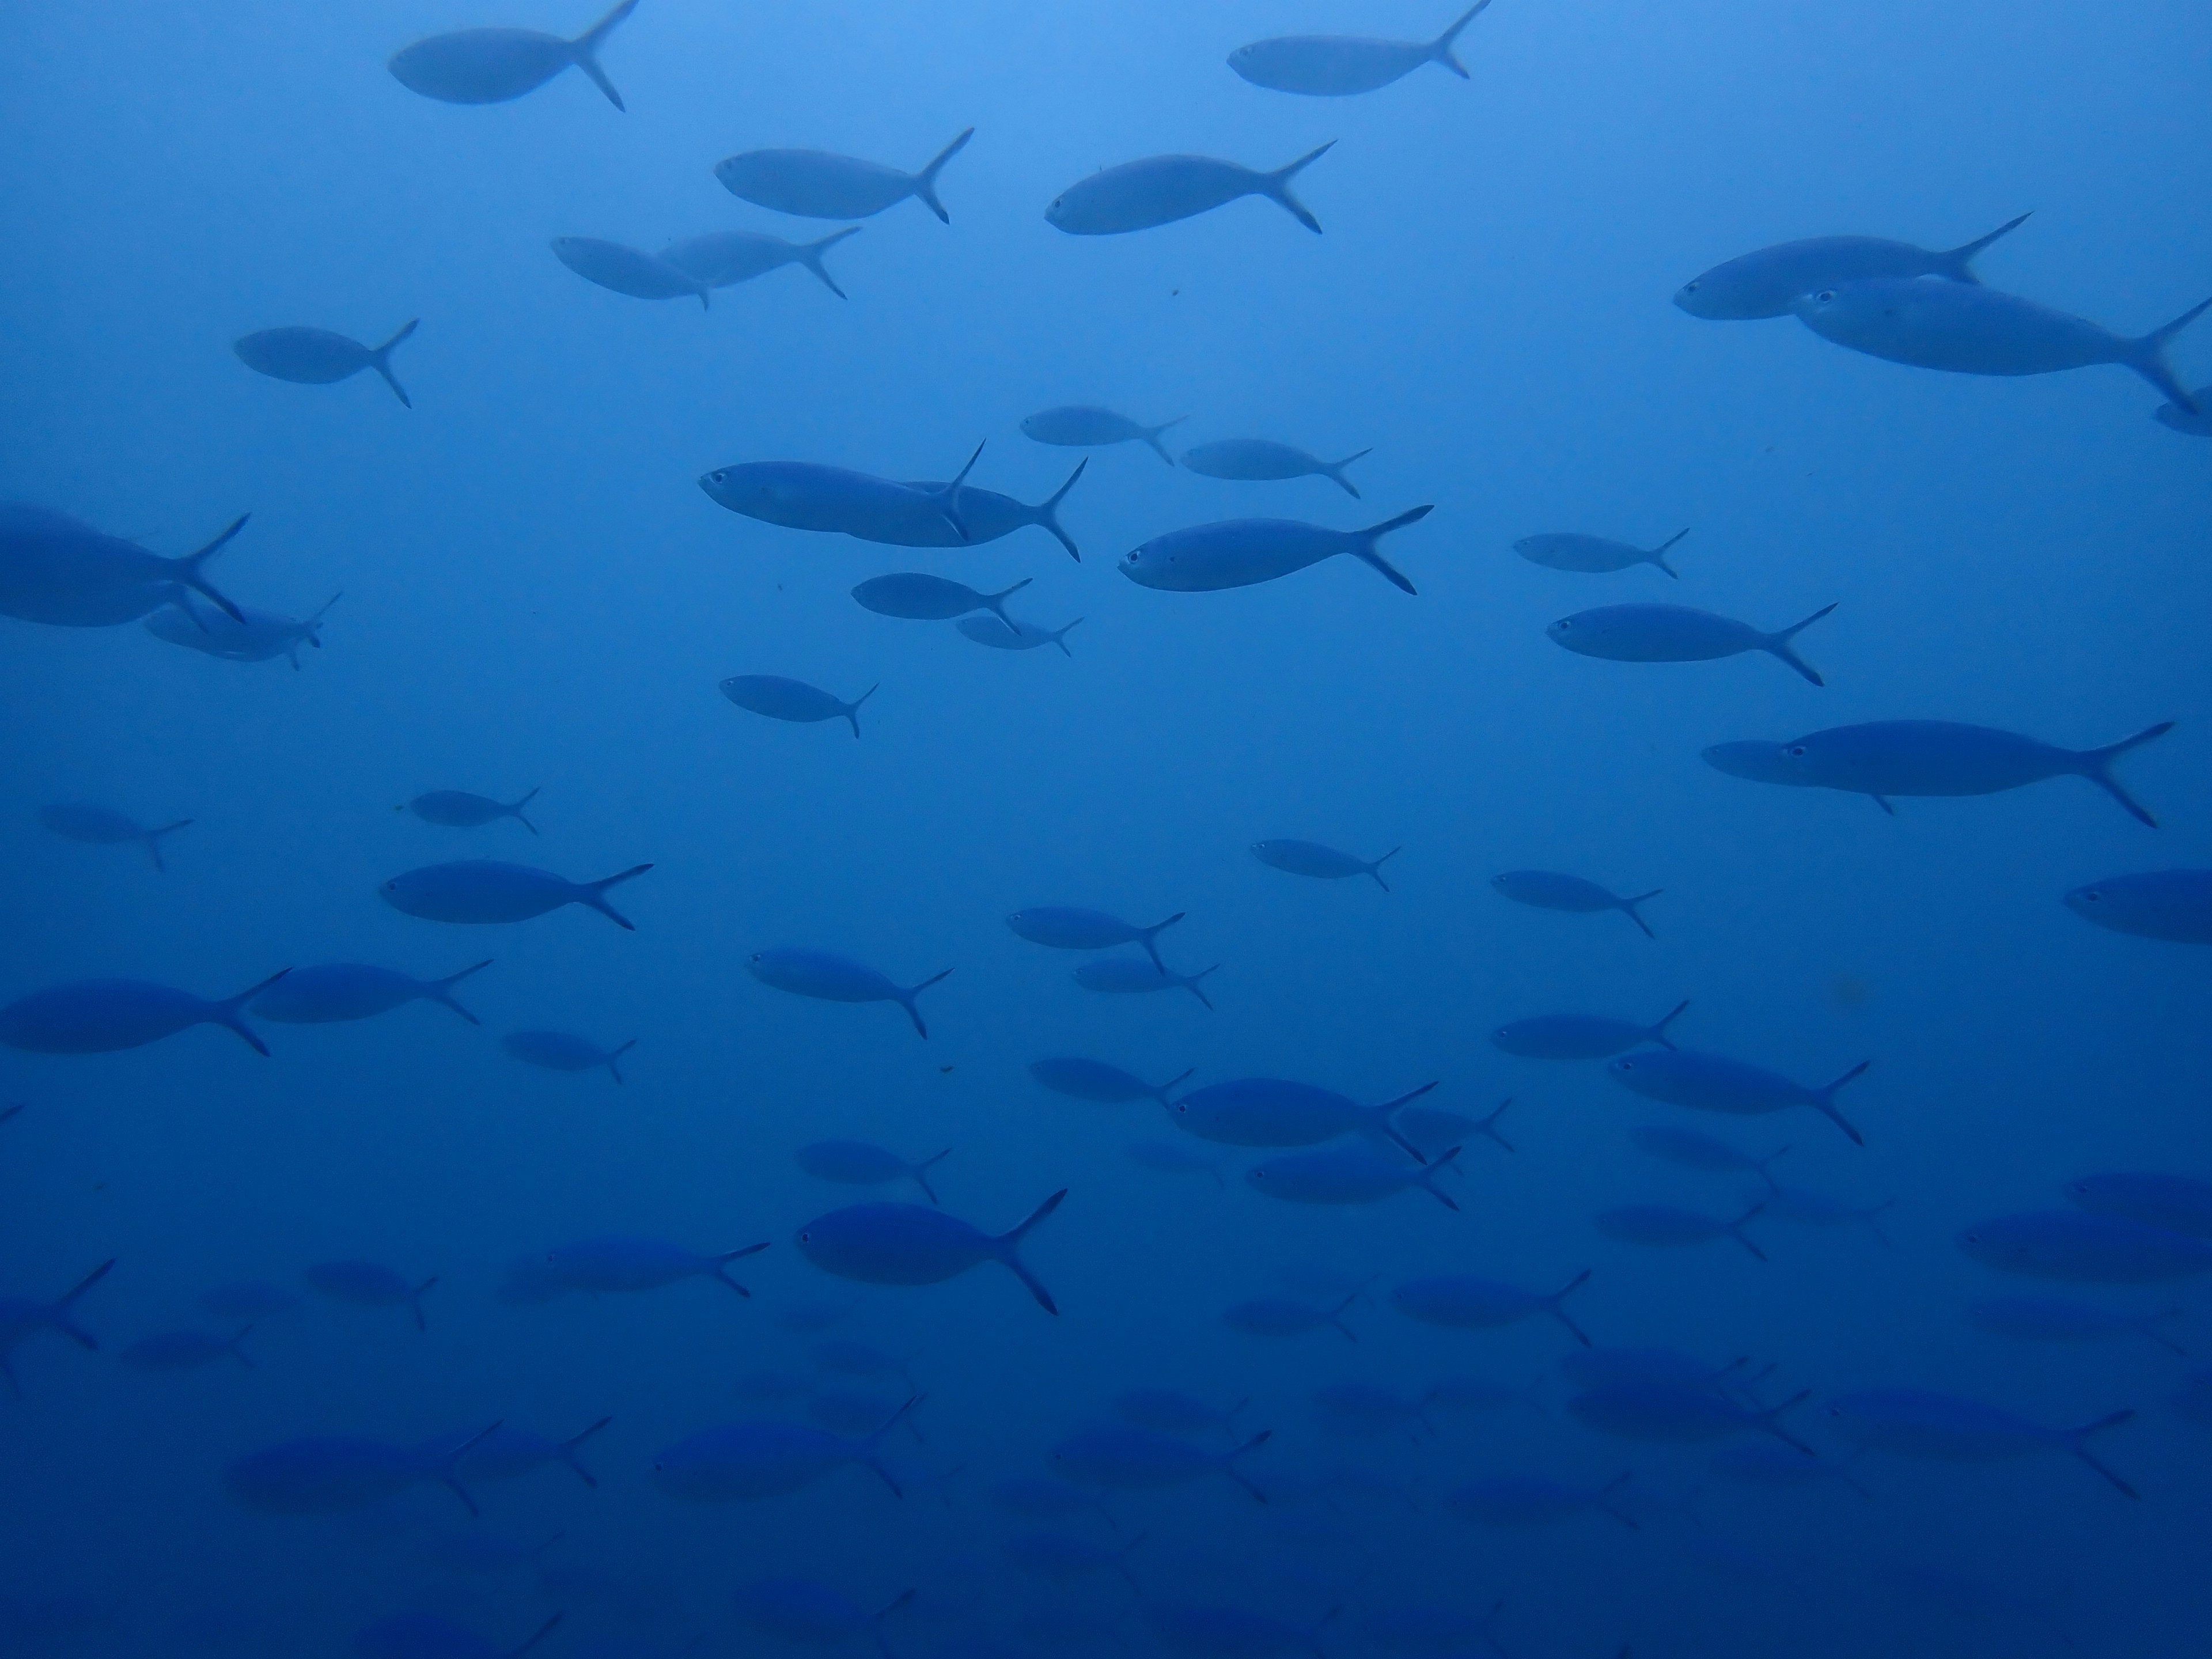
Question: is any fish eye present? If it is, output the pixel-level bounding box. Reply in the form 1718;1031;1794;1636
1786;745;1806;757
1615;1060;1634;1073
797;1231;810;1244
1963;1232;1980;1244
1815;290;1835;302
1683;281;1698;292
2081;889;2103;902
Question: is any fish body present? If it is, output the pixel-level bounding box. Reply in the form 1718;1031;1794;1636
305;1261;437;1327
715;130;974;222
1596;1202;1767;1260
0;503;248;627
1049;1425;1270;1500
1391;1270;1590;1343
1030;1056;1191;1105
252;961;488;1026
1249;839;1397;889
234;322;416;406
1073;957;1218;1007
1228;3;1490;95
1823;1389;2138;1495
1608;1048;1867;1143
540;1236;766;1296
957;613;1083;654
1246;1146;1461;1209
2067;1172;2212;1237
1183;438;1368;495
652;1403;912;1501
223;1425;495;1516
456;1418;611;1486
1444;1472;1635;1528
747;948;950;1037
551;237;711;307
1007;906;1184;970
145;592;339;666
1673;216;2032;319
1492;869;1660;935
37;803;193;870
1047;145;1335;235
388;0;638;108
502;1030;635;1081
1547;601;1834;685
1493;1001;1687;1059
1221;1293;1359;1340
892;461;1087;560
1965;1296;2185;1355
199;1281;298;1320
852;571;1028;622
0;1260;113;1392
1568;1381;1810;1451
1514;529;1687;577
1170;1075;1433;1159
1021;407;1184;464
661;226;859;296
1630;1123;1786;1184
118;1325;254;1371
380;859;651;929
701;460;970;541
794;1192;1063;1312
722;675;876;737
0;972;285;1056
796;1140;950;1205
407;789;539;832
1122;507;1427;594
2066;870;2212;942
1956;1210;2212;1282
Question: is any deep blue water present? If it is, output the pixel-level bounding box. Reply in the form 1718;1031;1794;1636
3;2;2210;1656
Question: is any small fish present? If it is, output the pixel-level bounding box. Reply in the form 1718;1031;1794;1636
1021;407;1186;465
199;1281;298;1320
1595;1200;1767;1260
1391;1269;1592;1344
1122;507;1429;594
1128;1141;1230;1185
1047;144;1336;236
1249;839;1398;891
551;237;713;308
539;1236;768;1296
661;226;861;297
1956;1210;2212;1283
380;859;652;929
1246;1145;1463;1209
36;803;192;871
407;789;540;833
224;1422;500;1517
118;1324;255;1372
144;590;341;668
1607;1050;1869;1145
252;960;491;1027
1965;1296;2185;1356
357;1612;563;1659
0;1260;113;1396
1443;1471;1636;1529
652;1397;917;1500
1182;439;1370;496
1228;3;1492;96
2065;870;2212;943
1491;870;1661;938
736;1578;914;1652
1703;719;2173;824
796;1140;952;1205
853;573;1028;624
388;0;638;108
747;948;951;1039
1031;1057;1194;1107
2067;1172;2212;1238
1049;1425;1271;1501
1794;280;2209;410
0;971;288;1056
458;1418;613;1487
1762;1184;1896;1242
1007;906;1186;971
304;1261;438;1328
1493;1001;1689;1060
715;129;974;222
1221;1287;1363;1341
1674;215;2033;319
1115;1389;1244;1437
1074;957;1218;1009
0;503;249;627
1822;1389;2138;1498
234;322;418;406
502;1030;636;1082
700;448;978;541
1629;1124;1788;1187
1547;601;1836;685
1515;528;1688;578
1569;1381;1812;1452
956;613;1083;655
1171;1076;1434;1159
795;1193;1065;1312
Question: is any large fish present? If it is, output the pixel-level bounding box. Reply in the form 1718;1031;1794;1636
388;0;640;109
223;1423;502;1516
1607;1048;1869;1144
37;803;193;871
251;960;490;1026
720;675;876;739
1956;1210;2212;1283
1245;1145;1462;1209
1228;3;1492;96
715;130;974;222
1491;1001;1688;1059
1006;906;1185;972
1515;528;1688;577
1183;438;1370;497
0;504;248;627
1391;1270;1592;1343
1674;214;2031;319
852;573;1028;625
1169;1075;1434;1159
1047;144;1336;236
653;1401;918;1501
234;322;418;406
1821;1389;2138;1497
551;237;713;308
890;461;1088;559
0;972;288;1056
1121;506;1429;594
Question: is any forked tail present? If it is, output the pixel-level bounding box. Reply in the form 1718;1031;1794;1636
370;319;418;408
1430;0;1494;75
2076;721;2174;828
994;1188;1067;1313
2123;298;2211;412
1264;141;1336;234
569;0;641;109
582;863;654;930
898;967;955;1039
913;128;976;223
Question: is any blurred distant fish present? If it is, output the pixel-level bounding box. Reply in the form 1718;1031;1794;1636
1250;839;1398;891
199;1281;297;1320
305;1260;438;1329
1047;145;1336;235
539;1236;768;1297
1008;906;1186;972
357;1611;563;1659
1397;1097;1513;1158
2064;871;2212;944
1228;3;1492;96
118;1324;254;1372
1116;1389;1244;1438
1171;1075;1434;1159
551;238;713;308
1494;1002;1688;1060
1628;1124;1787;1187
1569;1381;1811;1452
145;591;340;668
1965;1296;2185;1356
1021;407;1185;465
1122;507;1429;594
0;971;287;1056
1762;1184;1896;1242
1515;529;1687;578
1247;1146;1461;1209
0;1260;113;1396
1561;1346;1748;1395
1221;1289;1362;1342
662;226;861;297
748;948;952;1038
380;859;652;929
37;803;192;871
1444;1471;1635;1529
1031;1057;1194;1107
1596;1201;1767;1260
854;573;1032;627
1183;439;1370;497
1149;1601;1328;1659
1392;1269;1592;1344
1050;1425;1271;1501
502;1029;635;1082
388;0;639;108
224;1422;499;1517
457;1418;612;1487
1491;869;1661;937
1074;957;1218;1009
2067;1171;2212;1237
407;789;540;833
253;960;491;1027
234;323;417;406
1822;1389;2139;1497
1956;1210;2212;1283
652;1396;917;1500
1607;1049;1868;1145
1003;1527;1146;1592
795;1192;1065;1312
1706;1441;1869;1497
1673;215;2032;319
0;503;248;627
957;613;1083;655
715;130;974;222
1548;601;1835;685
797;1140;952;1206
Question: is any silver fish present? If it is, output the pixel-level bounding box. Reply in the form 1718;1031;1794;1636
1047;143;1336;236
36;803;192;870
796;1140;950;1205
252;960;490;1026
304;1260;438;1327
1183;438;1370;497
956;613;1082;654
145;591;340;668
388;0;638;109
661;226;860;297
551;237;713;308
1491;869;1660;937
1049;1425;1271;1500
1245;1145;1462;1209
1956;1210;2212;1283
0;503;248;627
1628;1123;1786;1185
234;322;417;406
794;1193;1064;1312
1607;1049;1868;1145
1547;601;1835;685
1021;407;1185;464
1569;1381;1812;1452
1073;957;1218;1009
1492;1001;1688;1059
1249;839;1399;890
1228;3;1491;97
720;675;876;738
1821;1389;2138;1498
894;460;1087;559
224;1423;501;1517
407;788;539;832
118;1324;254;1372
652;1400;916;1501
1122;506;1429;593
1391;1269;1591;1343
1594;1200;1767;1260
715;129;974;222
1515;528;1687;577
1674;214;2031;319
1007;906;1185;971
1029;1057;1194;1106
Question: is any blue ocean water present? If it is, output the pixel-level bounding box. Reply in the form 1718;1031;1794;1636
3;1;2210;1654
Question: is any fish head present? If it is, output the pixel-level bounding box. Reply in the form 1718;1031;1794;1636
1544;615;1582;647
1042;196;1069;229
1789;281;1897;343
699;465;779;515
1671;272;1730;319
1118;541;1170;588
1700;739;1810;786
2061;882;2112;925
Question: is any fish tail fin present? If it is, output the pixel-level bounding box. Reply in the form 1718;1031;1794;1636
842;684;878;740
1760;1391;1815;1456
2139;1309;2188;1357
510;1613;565;1659
219;1323;256;1367
410;1275;438;1331
1135;911;1185;972
1812;1060;1870;1145
1936;210;2032;281
1648;997;1691;1048
142;817;194;872
2123;298;2211;410
1764;601;1836;687
562;1415;614;1486
2065;1409;2139;1498
1265;140;1335;233
1115;1532;1149;1594
1367;847;1401;891
912;127;975;223
1353;503;1430;594
431;959;493;1025
48;1259;116;1348
1181;964;1219;1010
2077;721;2173;827
569;0;638;109
1370;1080;1439;1162
1418;1146;1464;1209
898;967;953;1039
1222;1428;1272;1502
1597;1471;1639;1529
179;514;249;623
603;1037;637;1084
864;1393;926;1489
994;1188;1066;1313
581;863;653;930
800;226;861;298
1048;616;1084;656
369;319;418;407
216;968;289;1056
1035;457;1087;560
1620;889;1662;939
1728;1203;1768;1262
1647;527;1690;578
507;787;541;835
982;575;1033;624
1755;1143;1792;1192
709;1240;768;1296
437;1419;503;1516
911;1147;952;1206
1143;415;1188;466
1549;1268;1593;1346
1478;1095;1516;1153
1430;0;1493;74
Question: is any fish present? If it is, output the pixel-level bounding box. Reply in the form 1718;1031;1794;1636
1228;3;1492;96
1821;1389;2139;1497
457;1418;613;1487
2067;1172;2212;1237
0;971;289;1056
1493;870;1662;940
1607;1049;1869;1144
733;1368;812;1403
538;1236;768;1296
1397;1097;1514;1157
806;1388;910;1441
795;1192;1065;1311
851;573;1028;625
1515;528;1688;578
357;1612;563;1659
304;1261;438;1328
387;0;639;108
736;1579;914;1652
1220;1289;1362;1342
699;445;980;541
893;460;1088;560
407;789;540;833
1956;1210;2212;1282
1170;1076;1435;1160
1443;1471;1636;1528
0;1260;113;1396
1547;601;1836;685
660;226;861;297
1628;1124;1789;1186
1182;439;1370;497
1049;1425;1272;1501
551;237;713;308
1003;1529;1146;1591
199;1282;298;1320
1794;280;2210;410
1595;1200;1768;1260
1673;214;2033;319
1047;144;1336;236
1761;1184;1896;1242
144;591;341;668
1007;906;1186;971
1029;1057;1194;1107
1121;506;1430;594
2156;389;2212;435
36;803;192;870
1020;407;1186;465
2065;870;2212;942
1246;1145;1463;1209
1702;719;2173;823
796;1140;952;1205
1493;1001;1688;1060
1391;1269;1592;1344
117;1325;255;1372
1706;1442;1870;1497
1128;1141;1230;1185
0;503;248;627
957;613;1083;654
380;859;653;928
251;960;491;1027
1965;1296;2186;1356
747;948;952;1038
233;322;417;406
652;1397;918;1500
502;1030;637;1082
1249;839;1399;890
715;129;974;222
1115;1389;1244;1437
1073;957;1219;1008
222;1422;501;1517
1568;1381;1812;1452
